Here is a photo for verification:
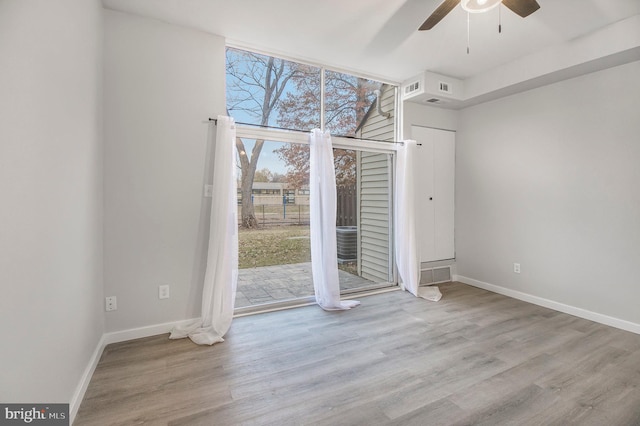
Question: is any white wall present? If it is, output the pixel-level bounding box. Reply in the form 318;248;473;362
456;61;640;325
103;10;226;332
0;0;104;404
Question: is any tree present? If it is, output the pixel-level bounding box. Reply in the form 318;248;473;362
273;143;309;190
276;70;380;187
271;172;287;183
226;48;311;228
274;144;356;188
253;168;273;183
324;70;377;138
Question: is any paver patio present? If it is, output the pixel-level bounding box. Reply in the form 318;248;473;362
236;262;376;308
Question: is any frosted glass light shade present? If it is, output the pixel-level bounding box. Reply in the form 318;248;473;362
461;0;502;13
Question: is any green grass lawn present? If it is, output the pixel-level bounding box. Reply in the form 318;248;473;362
238;225;358;275
238;225;311;269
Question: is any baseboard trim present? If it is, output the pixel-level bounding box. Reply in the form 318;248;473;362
70;317;199;424
103;317;200;345
70;334;106;425
456;275;640;335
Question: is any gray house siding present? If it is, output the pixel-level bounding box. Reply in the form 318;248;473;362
356;85;395;282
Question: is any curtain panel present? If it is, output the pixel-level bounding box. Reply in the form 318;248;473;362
170;116;238;345
309;129;359;311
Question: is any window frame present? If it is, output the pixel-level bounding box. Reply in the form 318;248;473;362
226;43;403;141
227;44;403;296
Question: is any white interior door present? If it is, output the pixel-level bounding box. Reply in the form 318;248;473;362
411;125;455;262
434;129;455;260
415;136;435;262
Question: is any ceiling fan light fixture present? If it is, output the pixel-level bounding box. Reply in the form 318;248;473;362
461;0;502;13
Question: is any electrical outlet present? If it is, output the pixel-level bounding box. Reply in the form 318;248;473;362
105;296;117;311
514;263;521;274
159;285;170;300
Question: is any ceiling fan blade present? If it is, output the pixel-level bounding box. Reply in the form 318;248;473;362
419;0;461;31
501;0;540;18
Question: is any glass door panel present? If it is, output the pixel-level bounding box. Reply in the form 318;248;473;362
336;148;393;293
235;140;312;309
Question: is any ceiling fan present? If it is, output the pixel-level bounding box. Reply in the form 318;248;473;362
419;0;540;31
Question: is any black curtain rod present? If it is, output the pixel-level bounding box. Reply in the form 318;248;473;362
208;118;308;134
207;118;420;145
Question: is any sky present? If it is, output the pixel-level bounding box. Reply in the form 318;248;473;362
237;139;288;175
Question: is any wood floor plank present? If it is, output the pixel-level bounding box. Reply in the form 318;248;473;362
75;282;640;425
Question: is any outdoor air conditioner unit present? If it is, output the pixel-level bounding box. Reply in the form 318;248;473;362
336;226;357;263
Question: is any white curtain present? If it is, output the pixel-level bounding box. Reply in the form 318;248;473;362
395;140;420;296
395;140;441;302
170;116;238;345
309;129;360;310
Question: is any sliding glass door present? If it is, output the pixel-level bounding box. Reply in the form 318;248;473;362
336;148;393;294
235;135;394;310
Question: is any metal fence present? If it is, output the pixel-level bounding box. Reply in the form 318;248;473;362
238;185;357;227
239;204;310;226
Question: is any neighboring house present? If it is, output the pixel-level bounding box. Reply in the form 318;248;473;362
238;182;310;206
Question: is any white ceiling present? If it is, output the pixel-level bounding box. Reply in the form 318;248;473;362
102;0;640;84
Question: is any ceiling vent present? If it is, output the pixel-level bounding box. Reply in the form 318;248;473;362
401;76;425;100
425;97;450;105
401;72;462;107
439;81;453;94
405;81;420;95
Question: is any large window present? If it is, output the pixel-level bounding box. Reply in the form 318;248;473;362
227;47;397;311
226;47;395;137
226;48;321;130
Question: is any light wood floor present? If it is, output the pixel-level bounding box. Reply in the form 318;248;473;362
75;282;640;425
